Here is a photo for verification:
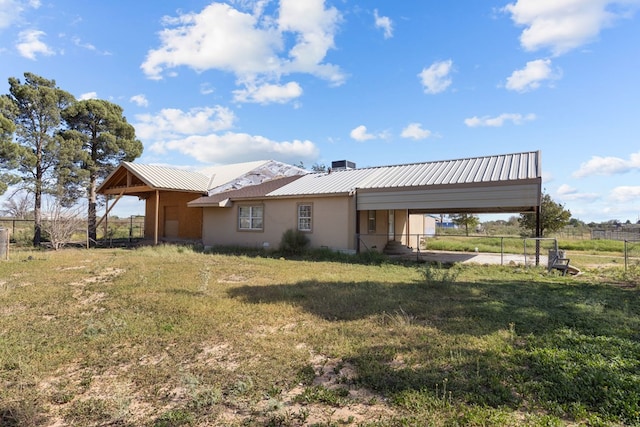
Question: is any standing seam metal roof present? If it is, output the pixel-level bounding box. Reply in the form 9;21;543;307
123;162;210;192
267;151;540;196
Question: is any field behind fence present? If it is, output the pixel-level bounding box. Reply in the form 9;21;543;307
0;216;145;246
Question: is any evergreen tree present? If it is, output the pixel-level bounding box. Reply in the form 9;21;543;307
0;73;75;245
59;99;143;244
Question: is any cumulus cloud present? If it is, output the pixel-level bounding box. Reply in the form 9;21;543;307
610;186;640;202
401;123;432;140
464;113;536;127
503;0;639;56
418;60;453;94
573;151;640;178
130;94;149;107
141;0;344;104
135;106;237;141
233;81;303;104
152;132;319;165
136;106;318;164
350;125;376;141
374;9;393;39
16;29;54;59
78;92;98;100
505;59;561;92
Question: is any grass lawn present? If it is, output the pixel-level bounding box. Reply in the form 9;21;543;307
0;245;639;426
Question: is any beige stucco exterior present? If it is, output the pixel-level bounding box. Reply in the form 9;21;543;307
355;209;436;252
201;195;357;252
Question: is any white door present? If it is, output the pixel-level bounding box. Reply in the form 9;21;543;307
388;210;395;241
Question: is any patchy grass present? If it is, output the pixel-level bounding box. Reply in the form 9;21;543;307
0;245;638;426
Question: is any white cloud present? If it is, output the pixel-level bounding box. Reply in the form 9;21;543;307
233;81;303;104
134;106;237;142
130;94;149;107
418;60;453;94
350;125;376;141
16;29;54;59
374;9;393;39
557;184;576;195
556;184;600;201
0;0;39;29
573;151;640;177
152;132;318;165
610;186;640;202
505;59;561;92
200;83;215;95
464;113;536;127
503;0;639;56
141;0;344;102
401;123;431;140
138;105;318;164
79;92;98;100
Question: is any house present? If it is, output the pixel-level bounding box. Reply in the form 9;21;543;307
98;151;542;253
96;160;307;244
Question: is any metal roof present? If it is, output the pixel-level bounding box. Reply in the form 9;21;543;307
100;160;307;194
268;151;540;196
123;162;210;193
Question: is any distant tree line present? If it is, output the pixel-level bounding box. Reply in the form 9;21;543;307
0;72;143;246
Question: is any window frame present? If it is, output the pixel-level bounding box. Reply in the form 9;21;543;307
297;203;313;233
368;210;377;233
238;204;264;231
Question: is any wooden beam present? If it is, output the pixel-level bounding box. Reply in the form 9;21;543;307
96;190;125;229
101;185;153;195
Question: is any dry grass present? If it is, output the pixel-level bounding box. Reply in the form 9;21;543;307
0;245;638;426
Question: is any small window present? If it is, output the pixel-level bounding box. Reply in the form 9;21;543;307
238;205;263;230
368;210;376;233
298;204;312;232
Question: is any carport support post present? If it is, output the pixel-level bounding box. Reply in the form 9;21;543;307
535;205;541;266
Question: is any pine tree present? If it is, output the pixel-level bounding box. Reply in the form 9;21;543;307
0;73;75;245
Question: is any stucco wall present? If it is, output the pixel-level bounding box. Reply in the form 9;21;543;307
202;196;355;252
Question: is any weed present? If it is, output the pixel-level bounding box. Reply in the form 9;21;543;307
64;398;112;424
198;266;211;293
154;409;195;426
294;385;350;407
420;262;460;285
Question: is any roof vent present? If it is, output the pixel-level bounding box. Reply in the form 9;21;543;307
331;160;356;171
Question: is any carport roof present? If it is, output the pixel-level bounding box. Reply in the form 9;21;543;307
267;151;541;196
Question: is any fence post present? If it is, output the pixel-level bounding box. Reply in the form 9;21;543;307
624;240;628;272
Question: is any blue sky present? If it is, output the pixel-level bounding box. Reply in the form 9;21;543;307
1;0;639;223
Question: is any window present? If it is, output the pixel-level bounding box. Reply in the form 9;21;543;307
368;210;376;232
298;204;312;232
238;205;263;230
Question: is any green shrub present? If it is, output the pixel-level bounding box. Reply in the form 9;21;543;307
279;229;310;255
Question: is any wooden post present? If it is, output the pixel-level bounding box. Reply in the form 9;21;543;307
154;190;159;245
